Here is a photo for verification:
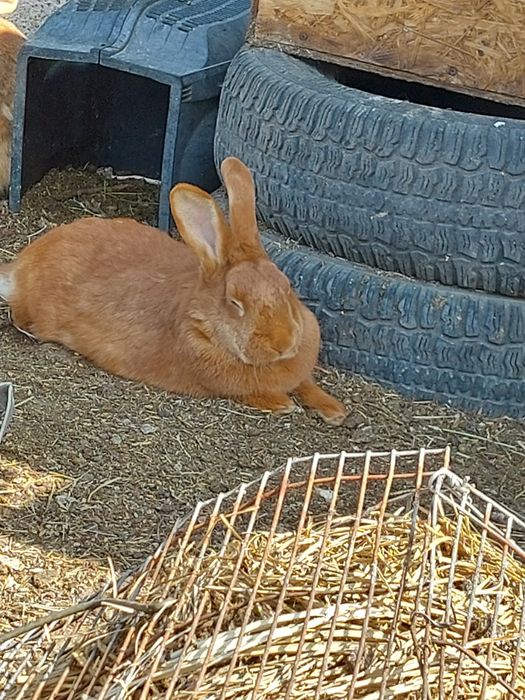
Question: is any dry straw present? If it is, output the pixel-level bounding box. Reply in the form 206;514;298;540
1;448;525;699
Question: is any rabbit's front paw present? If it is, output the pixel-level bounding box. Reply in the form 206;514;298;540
295;379;347;426
242;392;297;416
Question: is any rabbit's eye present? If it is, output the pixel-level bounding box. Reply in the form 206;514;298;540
229;298;245;316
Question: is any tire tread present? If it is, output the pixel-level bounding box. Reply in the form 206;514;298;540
216;48;525;297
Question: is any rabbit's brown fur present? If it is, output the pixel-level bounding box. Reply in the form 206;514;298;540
0;157;347;424
0;18;24;194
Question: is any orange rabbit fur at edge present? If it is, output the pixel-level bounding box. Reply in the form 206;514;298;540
0;157;347;425
0;18;25;194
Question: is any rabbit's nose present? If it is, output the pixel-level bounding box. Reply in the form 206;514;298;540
268;322;297;358
280;347;297;360
272;338;297;360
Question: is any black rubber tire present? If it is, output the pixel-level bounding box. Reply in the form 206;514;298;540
260;232;525;419
215;47;525;298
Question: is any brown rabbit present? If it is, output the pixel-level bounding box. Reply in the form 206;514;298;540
0;17;24;194
0;157;347;424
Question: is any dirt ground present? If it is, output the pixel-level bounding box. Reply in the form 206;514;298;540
9;0;66;36
1;167;524;636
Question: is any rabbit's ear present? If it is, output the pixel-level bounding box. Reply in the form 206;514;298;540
220;157;266;263
169;184;229;275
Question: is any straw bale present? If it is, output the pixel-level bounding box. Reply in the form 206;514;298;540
252;0;525;105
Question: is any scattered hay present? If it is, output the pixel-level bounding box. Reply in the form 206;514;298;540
0;456;72;511
0;456;109;633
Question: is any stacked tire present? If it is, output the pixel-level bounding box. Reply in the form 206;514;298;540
214;47;525;418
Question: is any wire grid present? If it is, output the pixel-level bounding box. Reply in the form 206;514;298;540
1;446;525;699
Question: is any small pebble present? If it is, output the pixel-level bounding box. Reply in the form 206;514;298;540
55;494;72;509
140;423;158;435
318;488;334;503
157;404;172;418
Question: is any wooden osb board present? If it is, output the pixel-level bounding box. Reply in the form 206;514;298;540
250;0;525;107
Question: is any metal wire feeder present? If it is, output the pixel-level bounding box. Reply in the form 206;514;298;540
1;446;525;699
